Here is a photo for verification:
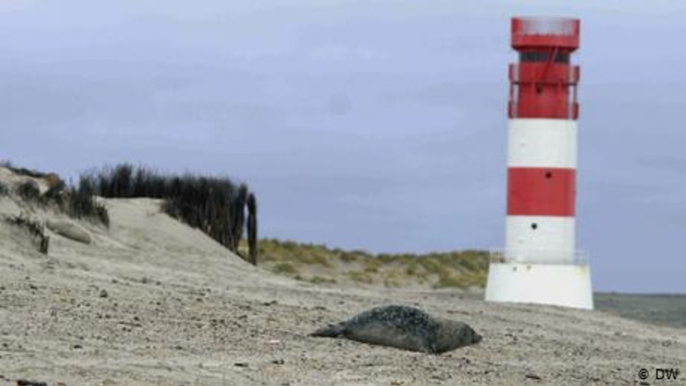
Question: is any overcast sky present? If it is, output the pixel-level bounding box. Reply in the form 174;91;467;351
1;1;685;293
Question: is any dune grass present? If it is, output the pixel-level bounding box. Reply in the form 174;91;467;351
16;180;41;202
66;176;111;227
1;162;109;227
2;161;484;286
4;214;50;254
80;164;258;262
1;162;258;261
258;238;489;289
0;160;52;179
273;262;299;274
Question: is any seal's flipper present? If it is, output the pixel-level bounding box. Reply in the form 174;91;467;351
311;323;346;337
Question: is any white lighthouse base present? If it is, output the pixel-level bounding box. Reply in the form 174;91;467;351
485;262;594;310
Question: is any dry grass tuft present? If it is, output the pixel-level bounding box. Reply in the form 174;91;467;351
4;215;49;254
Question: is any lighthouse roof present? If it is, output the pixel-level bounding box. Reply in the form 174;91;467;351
512;17;580;51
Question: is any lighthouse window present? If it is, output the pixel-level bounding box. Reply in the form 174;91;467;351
545;171;553;179
520;51;570;64
531;223;538;230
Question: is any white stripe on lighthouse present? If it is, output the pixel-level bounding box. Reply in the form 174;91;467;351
505;216;576;263
508;119;578;168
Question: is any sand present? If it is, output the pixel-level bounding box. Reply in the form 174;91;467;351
0;197;684;386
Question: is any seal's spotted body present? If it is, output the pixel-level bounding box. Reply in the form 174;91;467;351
311;305;481;354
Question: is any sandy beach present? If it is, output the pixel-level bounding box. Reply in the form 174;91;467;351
0;197;684;386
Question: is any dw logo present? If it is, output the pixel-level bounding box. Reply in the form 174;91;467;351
656;368;680;380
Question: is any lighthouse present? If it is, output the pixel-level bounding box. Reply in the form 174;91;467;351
485;17;593;310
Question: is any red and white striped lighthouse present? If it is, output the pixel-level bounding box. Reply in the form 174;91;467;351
485;16;593;309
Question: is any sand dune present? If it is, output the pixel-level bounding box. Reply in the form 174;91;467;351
0;196;684;385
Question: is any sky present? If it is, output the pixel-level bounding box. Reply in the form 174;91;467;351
1;1;685;293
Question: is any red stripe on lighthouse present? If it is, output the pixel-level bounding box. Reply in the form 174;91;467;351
507;167;576;216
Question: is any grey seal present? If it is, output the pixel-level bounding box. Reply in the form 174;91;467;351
311;305;481;354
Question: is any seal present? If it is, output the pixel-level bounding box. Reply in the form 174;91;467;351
311;305;481;354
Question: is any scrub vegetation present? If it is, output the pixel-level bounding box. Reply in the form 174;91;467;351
80;164;259;264
4;214;50;254
3;160;484;285
0;160;53;179
1;161;259;264
255;238;489;289
1;161;109;227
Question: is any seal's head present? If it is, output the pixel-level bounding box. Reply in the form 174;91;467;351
432;320;482;354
